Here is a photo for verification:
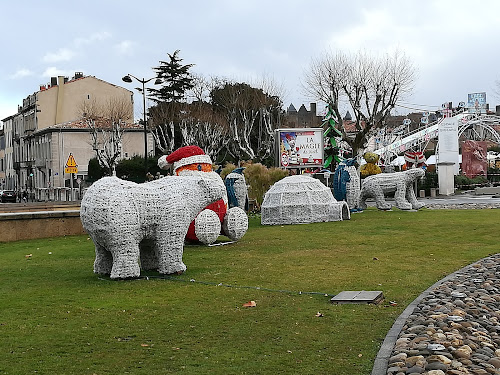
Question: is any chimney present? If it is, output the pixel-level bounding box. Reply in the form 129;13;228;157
55;76;66;124
50;77;58;87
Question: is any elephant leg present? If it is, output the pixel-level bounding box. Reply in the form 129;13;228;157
346;186;360;210
374;188;392;210
395;185;412;210
93;241;113;276
406;185;425;210
109;239;141;279
156;235;187;275
140;239;158;271
358;190;368;210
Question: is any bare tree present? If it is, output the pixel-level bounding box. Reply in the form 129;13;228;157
150;75;231;159
303;49;416;157
86;119;124;176
150;73;284;164
150;102;178;155
79;97;133;175
178;101;230;161
210;77;284;162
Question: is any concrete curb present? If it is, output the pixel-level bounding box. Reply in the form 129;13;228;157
370;257;488;375
0;210;81;220
0;209;85;242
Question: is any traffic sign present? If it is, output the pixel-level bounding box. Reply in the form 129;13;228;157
65;153;78;174
66;154;77;167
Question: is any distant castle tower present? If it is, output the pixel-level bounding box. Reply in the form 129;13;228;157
284;103;321;128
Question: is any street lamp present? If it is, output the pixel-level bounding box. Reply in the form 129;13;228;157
122;74;162;178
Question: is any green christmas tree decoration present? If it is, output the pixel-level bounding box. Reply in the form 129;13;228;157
322;104;343;169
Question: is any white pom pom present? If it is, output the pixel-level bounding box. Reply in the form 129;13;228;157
157;155;170;170
222;207;248;241
194;209;222;245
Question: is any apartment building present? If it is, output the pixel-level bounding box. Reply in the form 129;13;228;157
1;73;153;200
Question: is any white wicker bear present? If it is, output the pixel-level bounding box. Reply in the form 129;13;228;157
80;175;225;279
358;168;425;211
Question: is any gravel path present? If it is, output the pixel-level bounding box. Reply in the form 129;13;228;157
371;203;500;375
425;202;500;210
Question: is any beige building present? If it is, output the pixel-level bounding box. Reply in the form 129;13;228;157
1;73;153;201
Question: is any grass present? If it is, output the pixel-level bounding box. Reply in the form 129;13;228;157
0;207;498;374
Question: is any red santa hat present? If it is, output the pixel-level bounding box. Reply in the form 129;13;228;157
158;145;212;173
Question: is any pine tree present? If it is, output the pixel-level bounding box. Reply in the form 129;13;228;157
148;50;195;103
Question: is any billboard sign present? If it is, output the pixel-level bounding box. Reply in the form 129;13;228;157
277;128;324;168
438;116;459;166
462;140;487;178
467;92;487;114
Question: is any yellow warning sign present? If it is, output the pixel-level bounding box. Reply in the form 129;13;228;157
65;153;78;174
66;154;77;167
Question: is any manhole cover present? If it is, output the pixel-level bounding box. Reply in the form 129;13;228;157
330;291;384;304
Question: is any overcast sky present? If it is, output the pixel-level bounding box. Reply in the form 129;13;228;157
1;0;500;124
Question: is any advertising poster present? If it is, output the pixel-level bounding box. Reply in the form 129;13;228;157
462;140;487;178
277;128;323;168
467;92;487;114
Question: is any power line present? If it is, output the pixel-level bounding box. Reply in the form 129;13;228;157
99;275;335;297
394;103;442;113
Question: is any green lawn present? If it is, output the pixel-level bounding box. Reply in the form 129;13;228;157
1;208;498;375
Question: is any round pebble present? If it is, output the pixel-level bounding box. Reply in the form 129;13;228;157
381;252;500;375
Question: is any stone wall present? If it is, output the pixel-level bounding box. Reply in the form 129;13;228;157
0;210;86;242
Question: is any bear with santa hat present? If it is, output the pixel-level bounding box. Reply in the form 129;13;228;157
158;146;248;245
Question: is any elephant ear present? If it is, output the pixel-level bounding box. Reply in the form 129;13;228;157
197;178;208;189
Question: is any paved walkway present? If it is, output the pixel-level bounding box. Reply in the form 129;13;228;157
422;192;500;205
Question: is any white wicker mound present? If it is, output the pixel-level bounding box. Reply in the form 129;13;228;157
261;175;350;225
358;168;426;210
194;209;221;245
80;175;225;279
222;207;249;241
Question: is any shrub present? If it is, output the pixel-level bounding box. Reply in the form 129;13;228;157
268;167;289;186
86;158;106;182
115;156;165;183
242;163;288;209
219;162;237;180
418;171;438;195
214;162;288;210
487;167;500;184
454;174;488;190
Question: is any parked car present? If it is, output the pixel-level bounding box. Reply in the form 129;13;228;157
0;190;17;203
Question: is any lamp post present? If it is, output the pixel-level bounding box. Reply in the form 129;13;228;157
122;74;162;178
